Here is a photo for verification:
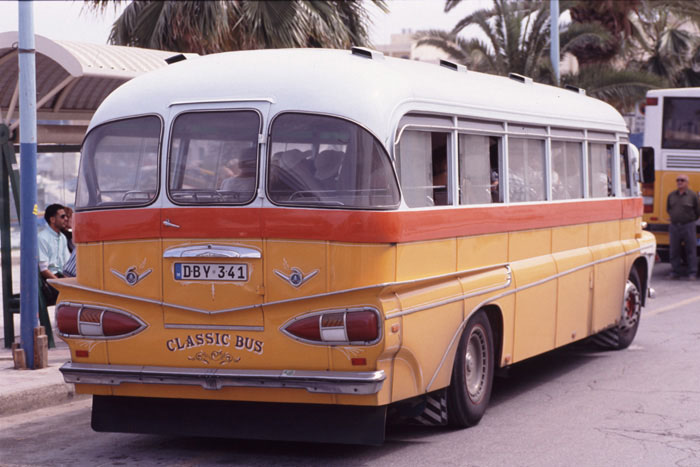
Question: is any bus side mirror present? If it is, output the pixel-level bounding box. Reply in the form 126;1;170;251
640;146;655;183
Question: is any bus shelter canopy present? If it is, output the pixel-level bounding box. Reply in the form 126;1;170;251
0;32;190;145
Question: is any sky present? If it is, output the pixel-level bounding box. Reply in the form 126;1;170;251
0;0;490;47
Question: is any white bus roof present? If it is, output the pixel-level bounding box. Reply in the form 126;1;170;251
90;48;628;139
647;87;700;98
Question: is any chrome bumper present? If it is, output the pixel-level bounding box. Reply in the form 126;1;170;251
60;362;385;395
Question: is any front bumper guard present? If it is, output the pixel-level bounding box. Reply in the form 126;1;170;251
60;362;385;395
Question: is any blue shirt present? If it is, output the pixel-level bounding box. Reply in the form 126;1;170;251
38;226;70;275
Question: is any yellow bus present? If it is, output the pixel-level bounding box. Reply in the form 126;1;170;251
641;87;700;263
54;48;656;444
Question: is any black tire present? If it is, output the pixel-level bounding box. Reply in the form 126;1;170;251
617;268;642;350
447;310;494;428
590;268;642;350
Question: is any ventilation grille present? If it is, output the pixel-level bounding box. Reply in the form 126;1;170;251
564;84;586;95
508;73;533;84
351;47;384;60
165;54;186;65
439;59;467;73
666;154;700;169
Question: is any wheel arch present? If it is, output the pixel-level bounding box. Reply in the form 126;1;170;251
631;256;649;306
481;304;504;368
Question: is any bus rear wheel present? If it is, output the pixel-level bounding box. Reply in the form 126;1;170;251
447;310;494;428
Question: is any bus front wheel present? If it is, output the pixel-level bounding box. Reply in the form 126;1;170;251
447;310;494;428
617;268;642;349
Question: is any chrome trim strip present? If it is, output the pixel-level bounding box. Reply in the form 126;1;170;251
60;362;385;395
163;244;261;259
385;265;512;319
425;246;647;391
55;263;510;315
169;97;276;107
163;323;264;332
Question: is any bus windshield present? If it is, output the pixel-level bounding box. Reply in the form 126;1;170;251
267;113;400;209
76;116;161;209
662;97;700;149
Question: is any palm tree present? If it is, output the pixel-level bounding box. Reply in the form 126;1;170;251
83;0;387;54
568;0;641;66
623;1;700;87
416;0;661;112
560;65;663;111
417;0;553;78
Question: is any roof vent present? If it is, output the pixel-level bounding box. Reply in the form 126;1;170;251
351;47;384;61
508;73;533;84
439;59;467;73
564;84;586;95
165;54;187;65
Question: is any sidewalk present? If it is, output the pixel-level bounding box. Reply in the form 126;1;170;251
0;250;86;418
0;326;85;418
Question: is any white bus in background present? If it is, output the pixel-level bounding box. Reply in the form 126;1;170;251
641;87;700;261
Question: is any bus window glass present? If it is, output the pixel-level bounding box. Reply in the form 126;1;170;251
76;116;160;209
551;140;583;200
459;134;501;204
619;144;632;197
267;113;399;209
662;97;700;149
168;111;259;205
588;143;614;197
508;137;545;202
396;131;450;207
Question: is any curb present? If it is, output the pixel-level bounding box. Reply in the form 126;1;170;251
0;382;89;417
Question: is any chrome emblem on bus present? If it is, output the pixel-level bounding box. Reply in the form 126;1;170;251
111;266;152;286
274;267;318;288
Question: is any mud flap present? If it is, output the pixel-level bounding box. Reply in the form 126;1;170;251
411;390;448;426
387;390;448;426
92;395;387;445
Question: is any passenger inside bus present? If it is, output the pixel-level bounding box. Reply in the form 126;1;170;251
219;147;257;199
313;149;343;192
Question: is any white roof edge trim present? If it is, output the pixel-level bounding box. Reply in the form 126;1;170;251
0;31;82;77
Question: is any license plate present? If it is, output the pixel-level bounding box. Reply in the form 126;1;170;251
174;263;248;281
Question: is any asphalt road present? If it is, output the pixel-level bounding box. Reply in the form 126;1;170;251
2;261;700;467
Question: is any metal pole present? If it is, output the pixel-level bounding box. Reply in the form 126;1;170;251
550;0;560;86
18;1;38;369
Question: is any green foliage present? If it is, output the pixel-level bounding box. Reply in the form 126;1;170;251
420;0;700;111
83;0;386;53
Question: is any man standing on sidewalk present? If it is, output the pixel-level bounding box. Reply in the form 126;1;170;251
667;174;700;279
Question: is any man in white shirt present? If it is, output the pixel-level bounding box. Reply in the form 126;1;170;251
38;203;70;280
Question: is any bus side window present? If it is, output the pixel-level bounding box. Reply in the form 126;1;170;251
459;134;501;204
508;137;546;202
588;143;614;198
396;130;450;207
640;147;655;183
619;144;632;197
551;140;584;200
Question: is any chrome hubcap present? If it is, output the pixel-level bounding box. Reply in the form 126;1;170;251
620;280;641;331
465;325;488;403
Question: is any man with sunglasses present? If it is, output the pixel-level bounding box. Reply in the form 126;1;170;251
667;175;700;279
38;204;71;304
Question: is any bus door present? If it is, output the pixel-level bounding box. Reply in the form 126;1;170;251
160;102;270;329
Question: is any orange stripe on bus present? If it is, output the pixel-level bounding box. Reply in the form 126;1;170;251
74;198;642;244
